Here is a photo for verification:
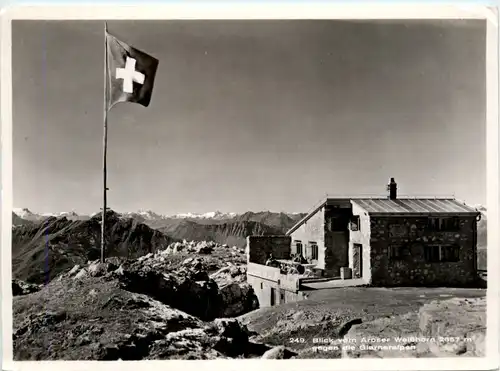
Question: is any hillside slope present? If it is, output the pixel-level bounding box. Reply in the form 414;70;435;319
13;263;264;360
12;210;176;284
12;212;34;227
233;211;305;231
157;220;284;248
140;211;306;247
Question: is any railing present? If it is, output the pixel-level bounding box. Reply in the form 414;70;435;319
247;262;301;292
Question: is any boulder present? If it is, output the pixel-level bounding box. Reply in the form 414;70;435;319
138;253;153;262
12;279;41;296
418;297;486;357
211;265;247;287
196;245;213;254
190;270;210;282
116;263;221;321
149;318;253;359
341;313;419;358
67;265;81;277
261;345;292;359
209;318;251;357
73;269;88;280
219;283;259;318
229;266;241;277
210;266;232;279
88;262;114;277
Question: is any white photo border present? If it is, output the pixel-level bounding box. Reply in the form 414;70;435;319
1;3;498;371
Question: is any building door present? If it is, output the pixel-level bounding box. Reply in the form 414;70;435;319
270;287;276;306
353;244;363;278
279;289;286;304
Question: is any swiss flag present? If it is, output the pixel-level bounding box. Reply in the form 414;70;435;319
105;31;159;109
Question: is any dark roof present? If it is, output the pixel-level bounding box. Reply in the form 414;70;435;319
351;198;478;215
286;197;479;235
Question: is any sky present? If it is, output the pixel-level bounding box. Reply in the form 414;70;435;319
12;19;486;215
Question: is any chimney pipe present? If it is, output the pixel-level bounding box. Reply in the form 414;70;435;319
388;178;397;200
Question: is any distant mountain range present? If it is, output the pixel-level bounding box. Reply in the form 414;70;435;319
13;208;89;222
11;208;307;283
156;219;285;248
12;210;177;284
12;205;488;283
13;208;303;222
12;208;306;246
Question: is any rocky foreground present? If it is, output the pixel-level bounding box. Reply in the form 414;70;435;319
342;297;486;358
239;287;486;359
12;240;487;360
14;277;269;360
13;241;298;360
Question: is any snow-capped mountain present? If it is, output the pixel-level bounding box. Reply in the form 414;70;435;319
41;211;79;218
12;208;38;219
117;210;239;221
13;208;300;225
121;210;167;221
12;208;53;221
13;208;89;221
170;211;238;220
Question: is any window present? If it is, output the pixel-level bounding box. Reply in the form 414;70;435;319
424;245;440;262
388;244;408;261
427;217;460;232
293;240;303;256
349;216;360;231
441;245;460;262
280;289;286;303
425;244;460;262
309;242;319;260
327;217;347;232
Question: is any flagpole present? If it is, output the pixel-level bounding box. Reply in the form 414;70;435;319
101;21;109;264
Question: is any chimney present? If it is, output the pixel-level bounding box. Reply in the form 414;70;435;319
387;177;397;200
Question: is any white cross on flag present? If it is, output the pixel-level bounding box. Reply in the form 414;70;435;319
105;31;159;109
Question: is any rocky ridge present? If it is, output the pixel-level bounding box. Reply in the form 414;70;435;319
12;209;307;249
13;277;264;360
12;239;300;360
11;211;177;284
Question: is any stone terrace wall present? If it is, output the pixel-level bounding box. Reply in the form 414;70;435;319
247;235;291;265
370;216;478;286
